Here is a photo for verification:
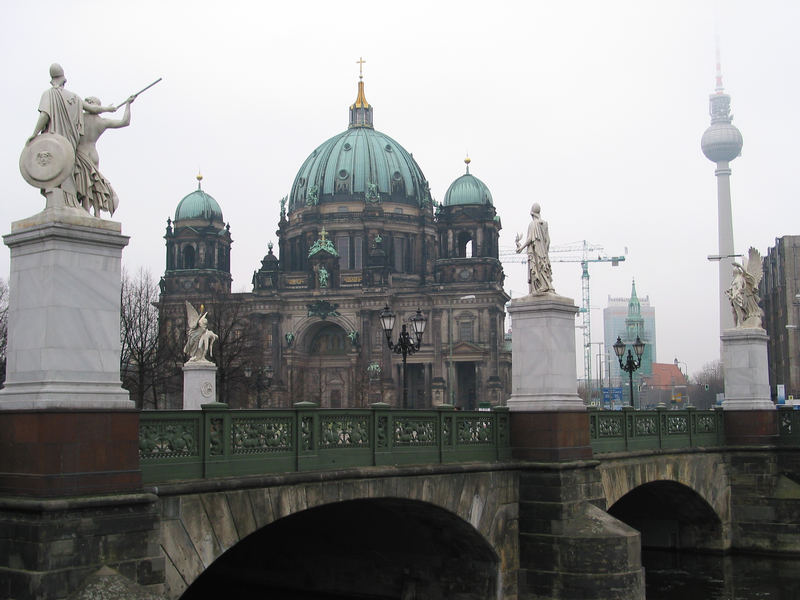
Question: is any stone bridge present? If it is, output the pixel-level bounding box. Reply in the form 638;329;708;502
4;406;800;600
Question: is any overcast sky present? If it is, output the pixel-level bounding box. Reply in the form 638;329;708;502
1;1;797;380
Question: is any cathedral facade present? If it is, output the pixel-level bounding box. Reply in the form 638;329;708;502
158;76;510;409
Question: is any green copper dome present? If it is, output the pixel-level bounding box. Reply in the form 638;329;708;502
443;159;493;206
175;176;224;223
288;79;430;212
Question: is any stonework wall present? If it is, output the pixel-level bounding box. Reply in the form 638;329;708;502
0;493;164;599
155;465;519;599
728;449;800;554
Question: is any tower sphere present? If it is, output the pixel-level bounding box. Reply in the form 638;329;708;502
701;121;743;163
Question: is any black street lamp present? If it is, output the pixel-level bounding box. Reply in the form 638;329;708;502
613;336;645;409
380;305;427;408
245;364;274;408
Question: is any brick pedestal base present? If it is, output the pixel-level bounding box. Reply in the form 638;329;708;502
724;410;778;446
0;410;141;497
510;411;593;461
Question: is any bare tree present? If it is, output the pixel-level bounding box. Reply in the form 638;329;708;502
204;293;258;407
690;360;724;409
120;268;160;408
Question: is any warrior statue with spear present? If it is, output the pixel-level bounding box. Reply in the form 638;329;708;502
20;63;161;218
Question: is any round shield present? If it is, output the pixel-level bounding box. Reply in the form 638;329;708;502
19;133;75;189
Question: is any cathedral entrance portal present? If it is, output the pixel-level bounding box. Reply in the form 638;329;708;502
295;323;356;407
456;362;477;410
406;364;426;408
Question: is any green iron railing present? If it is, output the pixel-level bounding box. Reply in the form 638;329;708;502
139;403;511;484
777;405;800;446
589;406;725;454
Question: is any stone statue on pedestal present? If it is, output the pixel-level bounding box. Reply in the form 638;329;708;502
515;203;554;295
74;96;134;217
725;246;764;329
22;63;118;211
183;301;218;362
21;63;158;218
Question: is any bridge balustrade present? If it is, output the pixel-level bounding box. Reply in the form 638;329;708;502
138;404;511;483
777;405;800;446
589;406;725;453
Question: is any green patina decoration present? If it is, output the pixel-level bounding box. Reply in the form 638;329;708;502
308;227;339;258
307;300;340;319
366;181;380;203
306;184;319;206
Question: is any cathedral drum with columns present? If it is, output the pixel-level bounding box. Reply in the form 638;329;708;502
158;72;510;409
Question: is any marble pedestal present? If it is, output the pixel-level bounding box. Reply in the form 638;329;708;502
0;208;140;497
721;327;776;445
721;328;774;410
507;294;591;461
183;360;218;409
0;208;132;409
507;293;585;411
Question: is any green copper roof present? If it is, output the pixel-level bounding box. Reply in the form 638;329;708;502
175;178;224;223
443;160;493;206
288;78;430;212
289;127;429;211
628;280;641;317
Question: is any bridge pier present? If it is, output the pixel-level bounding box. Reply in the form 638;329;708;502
507;295;645;599
517;462;645;600
0;213;161;598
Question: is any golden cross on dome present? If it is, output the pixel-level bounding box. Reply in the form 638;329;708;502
320;227;328;241
356;56;366;80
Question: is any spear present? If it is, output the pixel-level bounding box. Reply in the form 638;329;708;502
116;77;162;107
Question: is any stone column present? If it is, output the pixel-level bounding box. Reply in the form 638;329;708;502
182;360;218;409
0;211;132;408
507;294;591;461
721;327;777;444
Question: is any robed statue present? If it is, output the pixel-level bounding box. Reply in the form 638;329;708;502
516;203;554;295
183;301;218;362
21;63;159;217
725;246;764;329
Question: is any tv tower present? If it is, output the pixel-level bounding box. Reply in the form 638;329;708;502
701;44;743;335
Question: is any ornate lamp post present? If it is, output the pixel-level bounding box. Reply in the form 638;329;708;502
613;336;645;409
380;305;427;408
245;364;274;408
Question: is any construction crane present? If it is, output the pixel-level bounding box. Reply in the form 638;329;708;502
500;240;626;401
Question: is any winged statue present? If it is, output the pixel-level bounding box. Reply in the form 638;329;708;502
725;247;764;329
183;301;218;362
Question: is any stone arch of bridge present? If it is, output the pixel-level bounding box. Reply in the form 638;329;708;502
597;452;732;551
159;469;518;599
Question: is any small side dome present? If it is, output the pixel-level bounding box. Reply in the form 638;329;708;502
443;158;493;206
175;174;224;222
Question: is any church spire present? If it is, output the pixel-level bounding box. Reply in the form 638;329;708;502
627;279;641;318
349;57;373;129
